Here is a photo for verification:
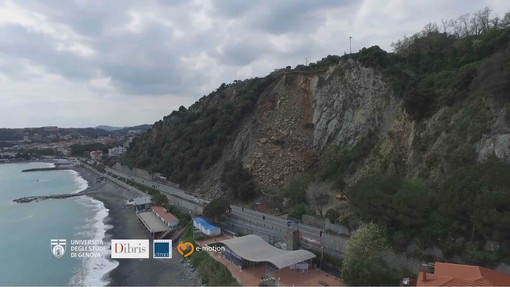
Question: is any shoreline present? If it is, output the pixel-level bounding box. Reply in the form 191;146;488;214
74;166;200;286
69;167;117;286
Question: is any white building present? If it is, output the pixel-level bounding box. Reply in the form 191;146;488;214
108;146;126;157
193;217;221;236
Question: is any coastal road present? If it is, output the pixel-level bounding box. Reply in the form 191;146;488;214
106;168;206;205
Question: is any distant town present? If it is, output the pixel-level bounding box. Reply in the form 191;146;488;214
0;125;150;162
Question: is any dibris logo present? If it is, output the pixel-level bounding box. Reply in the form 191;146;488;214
111;239;149;259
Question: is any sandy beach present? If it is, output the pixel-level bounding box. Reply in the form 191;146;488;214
76;166;201;286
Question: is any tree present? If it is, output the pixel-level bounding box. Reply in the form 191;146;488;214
288;203;313;220
203;197;231;223
502;12;510;28
222;159;257;201
342;223;397;285
284;174;310;204
346;175;433;230
151;193;168;206
325;208;341;224
307;182;331;217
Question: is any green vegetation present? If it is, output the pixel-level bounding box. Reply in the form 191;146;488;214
325;208;341;224
284;174;312;205
151;193;168;206
287;203;313;220
345;157;510;264
294;55;342;73
351;8;510;121
203;197;231;222
221;159;257;201
440;159;510;249
71;143;109;156
122;177;160;196
164;205;191;228
342;223;398;286
182;225;239;286
109;173;172;208
306;182;331;217
124;75;277;186
346;176;433;232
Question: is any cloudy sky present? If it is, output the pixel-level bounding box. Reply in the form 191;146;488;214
0;0;509;128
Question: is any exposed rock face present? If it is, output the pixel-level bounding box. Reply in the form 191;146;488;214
169;57;510;199
477;134;510;161
194;59;410;195
312;60;398;149
476;109;510;161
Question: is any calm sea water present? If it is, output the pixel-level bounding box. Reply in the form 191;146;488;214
0;162;117;286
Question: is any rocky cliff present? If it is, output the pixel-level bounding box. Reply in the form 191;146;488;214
124;25;510;264
190;58;410;197
126;46;510;198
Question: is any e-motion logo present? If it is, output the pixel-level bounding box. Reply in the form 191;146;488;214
177;241;225;257
111;239;149;259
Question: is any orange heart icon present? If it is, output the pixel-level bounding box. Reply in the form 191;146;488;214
177;242;195;257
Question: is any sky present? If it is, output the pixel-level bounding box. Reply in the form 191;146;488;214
0;0;509;128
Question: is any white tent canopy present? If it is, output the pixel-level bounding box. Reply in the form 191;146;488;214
217;235;315;269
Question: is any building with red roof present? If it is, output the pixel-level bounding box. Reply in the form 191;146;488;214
416;262;510;286
152;206;179;230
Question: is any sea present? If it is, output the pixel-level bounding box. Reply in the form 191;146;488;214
0;162;118;286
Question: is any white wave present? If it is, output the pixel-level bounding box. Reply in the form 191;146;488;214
68;170;89;194
44;162;55;168
70;196;119;286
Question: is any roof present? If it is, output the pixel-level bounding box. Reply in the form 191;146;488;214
136;211;170;233
194;217;220;230
217;235;315;269
132;196;151;205
417;262;510;286
152;206;178;222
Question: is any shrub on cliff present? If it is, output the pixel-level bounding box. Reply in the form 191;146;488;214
221;159;257;201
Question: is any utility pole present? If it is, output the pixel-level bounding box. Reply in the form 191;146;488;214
349;36;352;54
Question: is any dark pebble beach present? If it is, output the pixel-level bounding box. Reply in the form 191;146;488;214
75;167;201;286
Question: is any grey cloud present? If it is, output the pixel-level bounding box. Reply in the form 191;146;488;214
95;22;189;95
1;0;509;128
218;0;356;34
212;0;254;18
0;26;95;80
216;40;268;66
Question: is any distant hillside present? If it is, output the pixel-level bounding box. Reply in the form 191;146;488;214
116;124;152;133
0;127;112;142
124;9;510;267
95;125;124;131
95;124;151;133
0;124;151;143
